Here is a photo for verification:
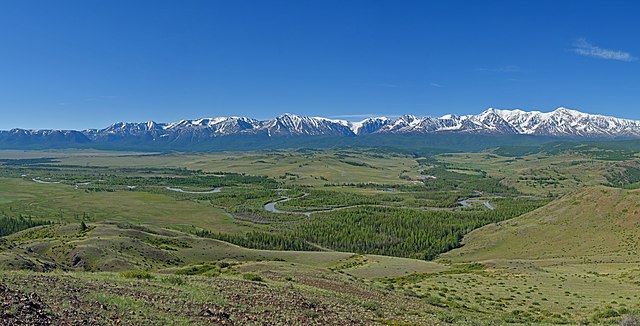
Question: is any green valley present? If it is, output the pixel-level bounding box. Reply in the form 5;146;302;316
1;145;639;325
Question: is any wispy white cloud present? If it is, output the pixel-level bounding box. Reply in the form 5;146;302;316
572;38;636;62
429;82;443;88
476;65;521;73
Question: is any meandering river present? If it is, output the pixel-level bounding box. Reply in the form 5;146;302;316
263;196;312;217
164;187;222;194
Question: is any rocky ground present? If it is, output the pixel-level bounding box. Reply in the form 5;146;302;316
1;283;55;325
0;268;440;326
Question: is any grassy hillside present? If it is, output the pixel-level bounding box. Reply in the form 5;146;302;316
395;186;640;324
442;186;640;263
0;221;446;277
0;222;456;325
0;264;447;325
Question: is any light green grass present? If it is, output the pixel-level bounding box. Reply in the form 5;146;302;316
438;152;612;196
0;178;244;233
398;261;639;323
333;254;449;279
48;150;421;186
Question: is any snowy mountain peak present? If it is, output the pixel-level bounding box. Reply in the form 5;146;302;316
550;107;586;118
488;107;640;137
262;114;354;136
12;108;640;143
399;114;419;123
352;117;393;135
553;107;574;114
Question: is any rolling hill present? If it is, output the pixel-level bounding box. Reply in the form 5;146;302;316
441;186;640;264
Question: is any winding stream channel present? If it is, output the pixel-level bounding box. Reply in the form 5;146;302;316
264;194;496;216
30;177;222;195
31;178;62;184
264;196;313;217
164;187;222;194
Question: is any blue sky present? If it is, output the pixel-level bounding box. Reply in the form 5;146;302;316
1;0;639;130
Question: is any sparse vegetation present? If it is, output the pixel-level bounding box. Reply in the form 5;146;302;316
120;270;155;280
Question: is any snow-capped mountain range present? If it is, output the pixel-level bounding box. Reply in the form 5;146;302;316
349;107;640;137
81;114;355;141
2;108;640;149
79;107;640;139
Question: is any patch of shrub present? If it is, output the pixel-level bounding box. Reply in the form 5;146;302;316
361;300;382;312
175;264;217;276
161;276;185;285
141;237;192;249
592;309;620;321
242;273;263;282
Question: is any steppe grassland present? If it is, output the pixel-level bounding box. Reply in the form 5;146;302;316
54;150;423;185
438;152;612;195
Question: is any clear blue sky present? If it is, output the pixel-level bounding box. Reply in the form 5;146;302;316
1;0;639;130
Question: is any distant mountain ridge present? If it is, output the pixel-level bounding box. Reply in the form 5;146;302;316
2;108;640;150
352;108;640;137
82;107;640;138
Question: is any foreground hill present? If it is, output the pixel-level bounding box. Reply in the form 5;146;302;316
1;262;445;325
441;186;640;263
0;221;457;325
0;221;445;277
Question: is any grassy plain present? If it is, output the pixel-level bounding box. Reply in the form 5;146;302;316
438;152;614;196
0;177;243;234
54;149;423;186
